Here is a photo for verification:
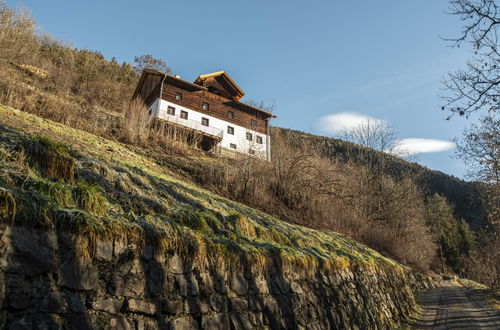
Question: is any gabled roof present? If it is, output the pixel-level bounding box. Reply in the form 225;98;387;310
193;71;245;101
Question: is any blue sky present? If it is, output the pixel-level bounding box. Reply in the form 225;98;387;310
7;0;478;178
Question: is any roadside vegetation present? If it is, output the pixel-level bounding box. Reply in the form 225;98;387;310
0;1;496;286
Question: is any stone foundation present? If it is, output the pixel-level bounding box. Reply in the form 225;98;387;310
0;225;430;329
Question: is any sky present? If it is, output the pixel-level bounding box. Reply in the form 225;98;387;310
6;0;480;178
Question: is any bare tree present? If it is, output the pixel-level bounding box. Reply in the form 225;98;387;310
338;119;400;154
133;54;171;74
457;115;500;224
442;0;499;225
442;0;500;287
441;0;499;118
243;99;276;114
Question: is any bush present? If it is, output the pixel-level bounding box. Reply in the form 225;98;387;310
73;180;108;216
0;187;16;220
23;136;75;181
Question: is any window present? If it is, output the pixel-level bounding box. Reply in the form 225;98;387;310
230;143;237;150
246;132;253;141
227;111;234;119
202;102;209;110
256;136;263;144
180;110;188;119
250;119;257;127
175;92;183;101
201;117;209;126
249;149;256;155
227;126;234;135
167;106;175;115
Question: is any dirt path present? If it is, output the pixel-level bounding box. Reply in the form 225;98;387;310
414;281;500;329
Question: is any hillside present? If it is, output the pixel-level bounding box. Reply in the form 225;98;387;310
0;2;490;286
274;127;486;230
0;104;430;329
0;50;482;276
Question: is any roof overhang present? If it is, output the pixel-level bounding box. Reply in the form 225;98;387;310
132;69;207;100
228;100;277;119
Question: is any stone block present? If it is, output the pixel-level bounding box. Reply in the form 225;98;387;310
110;316;133;330
113;259;146;297
146;263;164;297
5;275;31;310
125;298;157;315
8;314;60;330
167;253;185;274
176;274;199;297
247;296;265;312
209;294;227;312
2;229;55;276
91;297;123;314
58;254;98;291
290;281;303;294
271;277;289;294
251;276;269;294
168;316;199;330
230;273;248;296
40;292;68;313
66;293;85;314
202;313;230;330
229;297;248;311
162;299;184;315
198;272;214;294
229;312;253;330
214;278;228;294
184;296;210;315
113;240;127;257
95;240;113;262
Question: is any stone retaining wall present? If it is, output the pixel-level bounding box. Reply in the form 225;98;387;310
0;225;430;329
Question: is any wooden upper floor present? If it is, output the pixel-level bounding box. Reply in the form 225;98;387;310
132;70;276;135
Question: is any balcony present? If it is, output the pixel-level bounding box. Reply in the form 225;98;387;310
155;111;224;140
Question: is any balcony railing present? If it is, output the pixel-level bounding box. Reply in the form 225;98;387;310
156;111;224;139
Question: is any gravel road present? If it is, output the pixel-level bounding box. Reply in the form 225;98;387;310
414;281;500;329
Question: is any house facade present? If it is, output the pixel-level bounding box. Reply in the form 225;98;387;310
132;70;276;161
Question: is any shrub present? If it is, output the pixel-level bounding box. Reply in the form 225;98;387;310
29;178;74;207
73;180;108;216
0;187;16;220
24;136;75;180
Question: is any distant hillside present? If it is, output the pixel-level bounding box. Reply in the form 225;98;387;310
273;127;486;230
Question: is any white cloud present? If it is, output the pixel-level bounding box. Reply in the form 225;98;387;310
317;112;385;134
394;138;455;155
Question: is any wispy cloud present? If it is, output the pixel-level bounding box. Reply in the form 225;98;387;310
317;112;455;155
394;138;455;155
317;112;385;134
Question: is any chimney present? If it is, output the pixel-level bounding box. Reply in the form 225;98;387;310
174;74;181;79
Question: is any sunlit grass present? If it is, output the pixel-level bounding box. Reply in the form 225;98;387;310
0;104;410;275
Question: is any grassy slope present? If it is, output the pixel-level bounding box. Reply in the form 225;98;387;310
0;104;405;274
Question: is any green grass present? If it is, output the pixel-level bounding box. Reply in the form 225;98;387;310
73;180;108;216
0;104;408;275
23;135;75;180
